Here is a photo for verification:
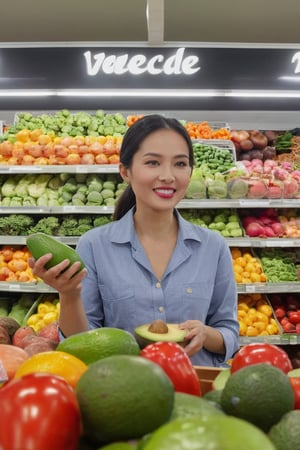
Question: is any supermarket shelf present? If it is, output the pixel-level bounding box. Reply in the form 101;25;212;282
1;235;300;248
237;282;300;294
0;207;52;214
0;282;300;294
0;206;114;214
2;201;299;212
0;282;56;293
226;237;300;247
0;236;79;245
0;164;119;174
178;199;300;209
239;334;300;346
0;280;299;295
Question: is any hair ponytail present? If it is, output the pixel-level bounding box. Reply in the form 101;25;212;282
113;185;136;220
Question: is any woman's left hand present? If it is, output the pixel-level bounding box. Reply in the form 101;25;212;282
179;320;207;357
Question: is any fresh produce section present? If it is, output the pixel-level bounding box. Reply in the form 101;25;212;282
0;327;299;449
0;109;299;351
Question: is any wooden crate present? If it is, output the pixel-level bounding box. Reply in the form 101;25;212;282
194;366;223;395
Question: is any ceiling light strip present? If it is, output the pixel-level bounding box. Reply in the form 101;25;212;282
1;89;300;98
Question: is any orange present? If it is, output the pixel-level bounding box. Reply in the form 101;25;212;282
14;350;87;388
257;304;273;317
250;272;262;283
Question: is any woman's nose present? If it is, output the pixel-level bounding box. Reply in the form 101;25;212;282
158;170;175;182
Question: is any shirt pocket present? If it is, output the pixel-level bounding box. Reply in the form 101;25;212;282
167;281;213;321
99;284;136;329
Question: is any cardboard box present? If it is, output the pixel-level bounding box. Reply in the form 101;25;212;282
194;365;223;394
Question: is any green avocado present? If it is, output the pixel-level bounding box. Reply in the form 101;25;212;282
134;320;187;349
26;232;85;272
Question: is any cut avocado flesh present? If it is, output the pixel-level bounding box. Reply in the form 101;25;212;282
134;323;187;349
212;368;231;390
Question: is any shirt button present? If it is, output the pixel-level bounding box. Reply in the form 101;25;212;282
156;282;161;288
158;306;164;312
186;287;193;294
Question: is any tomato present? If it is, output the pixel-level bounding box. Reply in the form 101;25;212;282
275;306;286;320
0;372;81;450
231;343;293;374
287;311;300;325
290;377;300;409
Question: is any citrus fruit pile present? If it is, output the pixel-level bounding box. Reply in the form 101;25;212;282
0;330;299;450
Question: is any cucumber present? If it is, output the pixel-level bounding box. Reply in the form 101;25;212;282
26;232;85;272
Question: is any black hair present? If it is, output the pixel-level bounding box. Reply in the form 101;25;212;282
113;114;194;220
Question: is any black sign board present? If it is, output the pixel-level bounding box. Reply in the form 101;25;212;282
0;45;300;110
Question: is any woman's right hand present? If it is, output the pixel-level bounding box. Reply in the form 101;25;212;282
29;253;87;295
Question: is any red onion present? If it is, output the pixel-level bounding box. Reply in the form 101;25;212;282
245;222;265;237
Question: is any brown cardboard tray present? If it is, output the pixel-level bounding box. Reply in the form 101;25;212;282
193;365;223;394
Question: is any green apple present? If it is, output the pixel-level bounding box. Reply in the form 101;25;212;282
288;368;300;377
212;368;231;390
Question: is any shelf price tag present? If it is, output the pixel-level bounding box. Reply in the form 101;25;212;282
239;200;270;207
76;166;89;173
245;284;256;293
9;166;42;172
8;284;21;290
62;206;77;212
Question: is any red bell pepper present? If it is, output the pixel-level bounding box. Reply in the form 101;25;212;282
140;341;201;396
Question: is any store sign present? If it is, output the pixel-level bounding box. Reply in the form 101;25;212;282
292;51;300;73
0;46;300;90
0;45;300;110
84;47;200;76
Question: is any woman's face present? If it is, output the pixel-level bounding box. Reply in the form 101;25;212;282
120;128;192;213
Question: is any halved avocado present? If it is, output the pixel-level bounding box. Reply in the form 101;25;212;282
134;319;188;349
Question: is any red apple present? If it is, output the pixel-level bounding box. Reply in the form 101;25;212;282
38;322;60;343
12;326;36;347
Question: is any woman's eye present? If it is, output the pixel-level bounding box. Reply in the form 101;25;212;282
176;161;188;167
145;160;159;166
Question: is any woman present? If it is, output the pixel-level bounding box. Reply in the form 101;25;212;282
30;114;239;367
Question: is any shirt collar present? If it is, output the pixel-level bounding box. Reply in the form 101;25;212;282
110;207;203;245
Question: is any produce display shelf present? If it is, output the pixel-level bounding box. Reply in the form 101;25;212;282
0;236;80;246
237;282;300;294
1;236;300;248
0;206;51;214
0;164;119;174
178;199;300;209
0;280;299;295
239;334;300;346
51;206;114;214
0;206;114;214
226;237;300;248
0;282;56;294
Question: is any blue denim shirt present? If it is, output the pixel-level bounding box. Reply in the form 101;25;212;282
76;207;239;367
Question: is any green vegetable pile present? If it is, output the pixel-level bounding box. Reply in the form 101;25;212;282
0;173;126;207
258;248;300;282
275;131;293;154
1;109;128;142
0;214;112;236
181;209;243;237
192;142;235;174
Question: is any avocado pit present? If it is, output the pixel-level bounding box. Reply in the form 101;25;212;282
148;319;169;334
134;320;187;349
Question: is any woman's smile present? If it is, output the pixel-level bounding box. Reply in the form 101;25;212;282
153;187;176;199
